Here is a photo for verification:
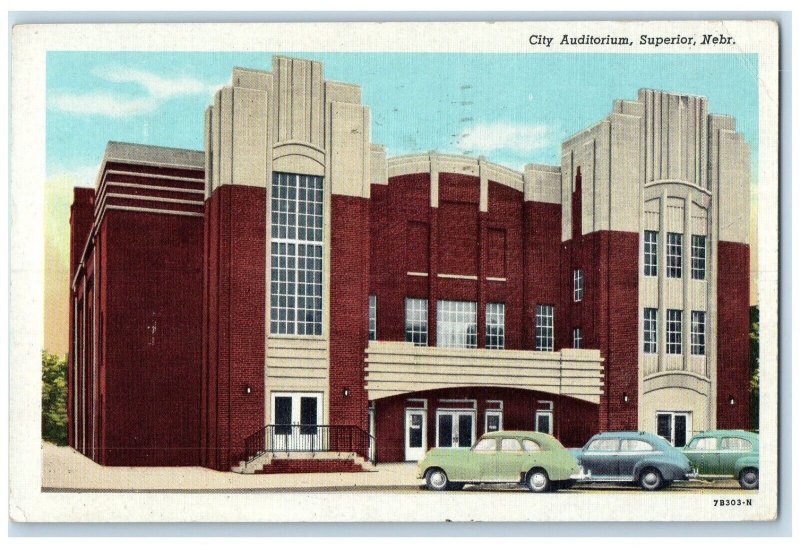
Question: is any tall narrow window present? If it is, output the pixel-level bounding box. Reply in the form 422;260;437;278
666;309;683;355
368;295;377;341
666;232;683;278
270;172;324;335
643;308;658;354
437;300;477;348
691;311;706;355
405;298;428;346
486;303;505;350
691;235;707;280
644;230;658;277
573;268;584;302
572;327;582;349
535;305;555;351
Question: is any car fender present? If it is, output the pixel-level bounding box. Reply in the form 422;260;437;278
734;455;759;476
632;459;686;482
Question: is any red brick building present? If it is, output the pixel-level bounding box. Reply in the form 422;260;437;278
68;56;751;472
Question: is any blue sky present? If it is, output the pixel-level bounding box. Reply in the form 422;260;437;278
43;51;761;353
46;51;759;180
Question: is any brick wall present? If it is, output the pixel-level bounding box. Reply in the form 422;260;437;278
523;201;562;351
67;187;95;450
330;195;370;431
716;241;751;429
202;184;266;470
101;208;203;465
370;173;538;351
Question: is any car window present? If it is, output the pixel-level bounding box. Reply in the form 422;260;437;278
586;439;619;452
500;439;523;452
721;437;753;451
522;439;542;452
473;438;497;452
620;439;654;452
688;437;717;450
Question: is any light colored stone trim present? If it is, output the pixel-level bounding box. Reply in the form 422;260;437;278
523;164;562;204
407;272;429;277
370;144;388;185
438;273;478;280
386;153;525;197
365;341;604;404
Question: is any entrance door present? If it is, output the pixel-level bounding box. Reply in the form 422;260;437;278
404;409;427;461
437;411;475;448
656;411;692;447
271;393;323;452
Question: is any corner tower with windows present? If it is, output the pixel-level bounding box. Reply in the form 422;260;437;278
202;57;375;470
560;90;751;445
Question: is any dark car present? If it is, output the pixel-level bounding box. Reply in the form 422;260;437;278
571;431;696;491
683;430;759;489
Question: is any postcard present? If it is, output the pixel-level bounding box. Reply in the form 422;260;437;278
9;19;779;522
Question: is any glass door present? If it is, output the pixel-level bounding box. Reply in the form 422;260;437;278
656;411;692;447
404;409;427;461
436;411;475;448
271;393;322;452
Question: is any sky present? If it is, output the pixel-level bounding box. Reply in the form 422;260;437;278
44;51;761;354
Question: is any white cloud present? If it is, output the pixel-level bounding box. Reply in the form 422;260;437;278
48;66;224;118
93;66;221;99
457;122;553;155
49;92;158;118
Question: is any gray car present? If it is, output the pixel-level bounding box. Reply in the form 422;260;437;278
571;431;696;490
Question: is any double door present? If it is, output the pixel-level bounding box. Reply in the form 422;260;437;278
271;393;322;451
437;410;475;449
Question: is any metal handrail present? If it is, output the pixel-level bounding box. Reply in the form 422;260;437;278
244;424;376;465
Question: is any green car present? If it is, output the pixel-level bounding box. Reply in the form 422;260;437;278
416;430;584;492
683;430;759;490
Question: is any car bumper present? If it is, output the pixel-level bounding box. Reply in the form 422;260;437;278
685;468;700;480
569;468;591;481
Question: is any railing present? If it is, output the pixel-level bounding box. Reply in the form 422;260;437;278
244;424;376;465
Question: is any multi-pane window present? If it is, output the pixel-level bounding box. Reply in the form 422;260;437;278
573;268;584;302
666;232;683;278
691;235;707;280
644;230;658;277
643;308;658;354
572;327;582;349
437;300;477;348
405;298;428;346
486;303;506;350
535;305;555;351
666;309;683;355
691;311;706;356
368;295;377;341
270;172;323;335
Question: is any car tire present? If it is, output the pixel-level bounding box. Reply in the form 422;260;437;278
638;467;663;491
739;468;759;490
526;468;551;493
425;468;449;491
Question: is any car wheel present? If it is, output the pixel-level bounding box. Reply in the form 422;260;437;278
739;468;759;490
526;468;551;493
639;467;663;491
425;468;449;491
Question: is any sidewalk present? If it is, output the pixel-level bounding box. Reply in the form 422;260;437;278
42;442;422;491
